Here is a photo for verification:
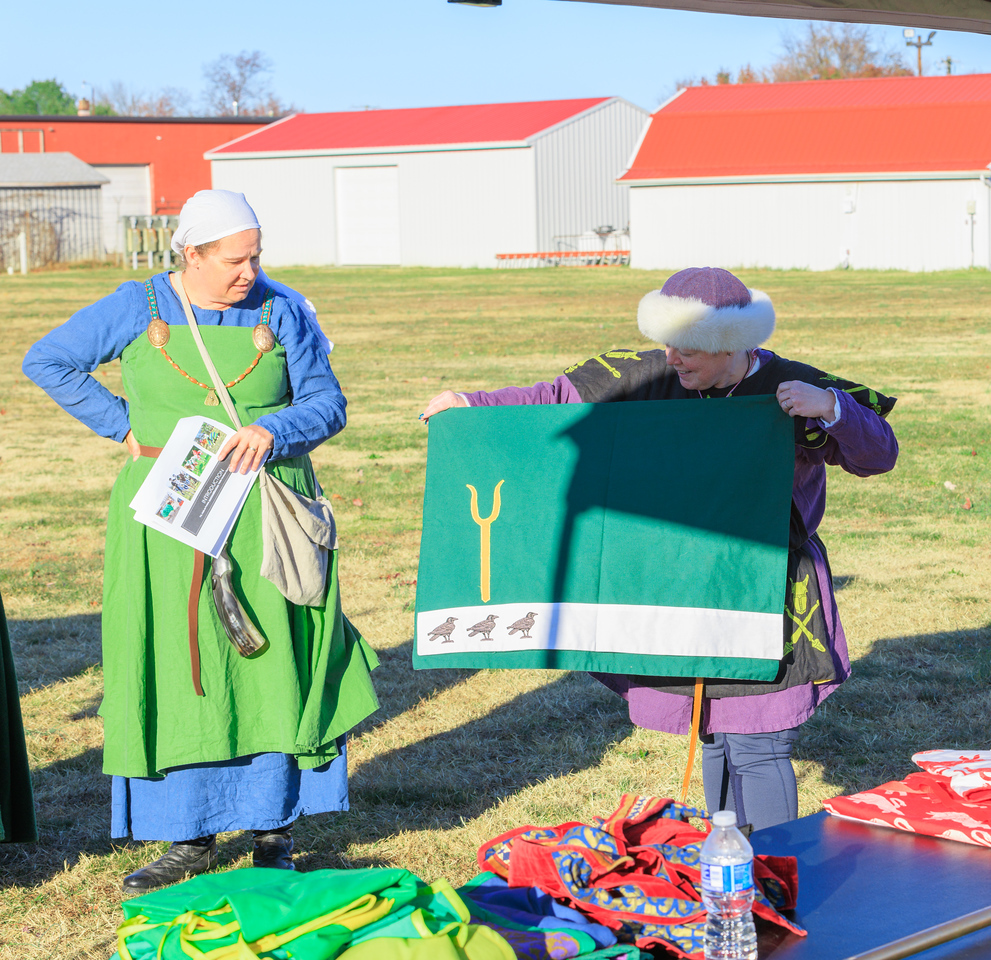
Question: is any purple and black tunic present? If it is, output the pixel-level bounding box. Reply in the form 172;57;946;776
461;347;898;736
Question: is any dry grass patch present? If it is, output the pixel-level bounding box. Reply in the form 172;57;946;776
0;264;988;958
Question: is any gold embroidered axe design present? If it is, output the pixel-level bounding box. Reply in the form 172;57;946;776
466;480;504;603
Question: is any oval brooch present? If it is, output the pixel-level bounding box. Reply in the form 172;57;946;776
147;319;170;348
252;323;276;353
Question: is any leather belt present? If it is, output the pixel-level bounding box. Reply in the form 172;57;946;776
139;444;205;696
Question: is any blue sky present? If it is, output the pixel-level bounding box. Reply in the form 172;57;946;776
4;1;991;114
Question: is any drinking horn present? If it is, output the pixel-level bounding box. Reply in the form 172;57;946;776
210;549;268;657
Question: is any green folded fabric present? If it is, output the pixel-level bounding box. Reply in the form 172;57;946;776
112;866;649;960
113;867;417;960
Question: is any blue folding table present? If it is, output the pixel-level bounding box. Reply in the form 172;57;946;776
751;812;991;959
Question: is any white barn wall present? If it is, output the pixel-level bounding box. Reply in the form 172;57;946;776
212;146;536;268
532;99;649;250
630;177;989;272
389;147;536;267
94;164;150;255
632;181;851;271
850;179;988;271
211;156;337;266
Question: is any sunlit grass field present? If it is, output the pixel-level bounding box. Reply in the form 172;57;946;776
0;263;988;958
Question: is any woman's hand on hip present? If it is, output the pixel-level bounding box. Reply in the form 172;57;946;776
776;381;837;421
219;424;275;474
420;390;467;422
124;429;140;462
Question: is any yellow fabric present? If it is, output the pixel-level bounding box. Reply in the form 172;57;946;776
339;924;516;960
117;892;395;960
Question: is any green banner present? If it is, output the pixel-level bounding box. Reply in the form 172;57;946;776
414;397;793;678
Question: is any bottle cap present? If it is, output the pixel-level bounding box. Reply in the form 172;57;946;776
712;810;737;827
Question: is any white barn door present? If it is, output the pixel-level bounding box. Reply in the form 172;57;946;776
335;166;401;265
94;164;150;254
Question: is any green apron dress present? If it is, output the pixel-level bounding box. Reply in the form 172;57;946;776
100;318;379;783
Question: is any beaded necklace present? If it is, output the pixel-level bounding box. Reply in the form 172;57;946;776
697;350;757;400
144;278;275;406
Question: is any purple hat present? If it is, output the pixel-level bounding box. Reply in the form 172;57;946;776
637;267;775;353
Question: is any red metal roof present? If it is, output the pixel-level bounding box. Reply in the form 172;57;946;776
209;98;612;154
622;74;991;180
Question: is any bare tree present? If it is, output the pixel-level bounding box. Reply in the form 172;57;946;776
95;81;143;115
95;82;192;116
735;64;762;84
203;51;272;116
234;94;298;118
148;87;194;116
769;23;912;81
665;23;912;96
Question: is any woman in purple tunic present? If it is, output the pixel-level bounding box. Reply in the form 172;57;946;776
421;267;898;831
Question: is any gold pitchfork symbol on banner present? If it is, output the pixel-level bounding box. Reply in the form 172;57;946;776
466;480;504;603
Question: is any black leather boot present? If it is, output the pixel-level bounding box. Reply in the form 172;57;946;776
252;827;295;870
122;837;218;892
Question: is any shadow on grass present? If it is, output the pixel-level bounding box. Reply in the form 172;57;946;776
0;634;481;885
302;671;633;869
10;619;988;881
349;639;477;737
0;746;112;888
304;622;991;870
797;621;991;797
8;613;102;693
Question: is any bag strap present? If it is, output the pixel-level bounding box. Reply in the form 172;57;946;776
172;272;243;430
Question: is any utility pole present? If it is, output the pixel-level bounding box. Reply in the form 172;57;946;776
903;29;936;76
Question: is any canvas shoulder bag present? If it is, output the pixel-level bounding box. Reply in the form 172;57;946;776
174;272;337;607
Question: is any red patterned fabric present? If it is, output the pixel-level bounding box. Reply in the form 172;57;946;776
477;795;805;959
824;770;991;847
912;750;991;803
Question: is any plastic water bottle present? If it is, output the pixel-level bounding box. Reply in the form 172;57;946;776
700;810;758;959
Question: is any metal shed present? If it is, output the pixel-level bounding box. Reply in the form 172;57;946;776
206;98;649;268
620;74;991;273
0;153;108;271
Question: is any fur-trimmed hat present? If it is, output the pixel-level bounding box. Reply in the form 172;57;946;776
637;267;775;353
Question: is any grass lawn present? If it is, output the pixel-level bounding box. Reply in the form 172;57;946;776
0;262;988;958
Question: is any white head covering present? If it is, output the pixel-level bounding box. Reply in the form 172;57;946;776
172;190;333;354
171;189;261;257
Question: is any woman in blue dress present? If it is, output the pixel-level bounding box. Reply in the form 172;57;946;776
23;191;379;891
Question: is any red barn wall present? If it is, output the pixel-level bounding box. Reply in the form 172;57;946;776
0;116;272;213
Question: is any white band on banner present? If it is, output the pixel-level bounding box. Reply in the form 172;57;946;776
416;601;782;660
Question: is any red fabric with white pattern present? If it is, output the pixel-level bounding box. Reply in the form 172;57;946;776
823;754;991;847
912;750;991;803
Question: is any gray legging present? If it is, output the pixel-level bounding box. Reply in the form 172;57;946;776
700;728;801;831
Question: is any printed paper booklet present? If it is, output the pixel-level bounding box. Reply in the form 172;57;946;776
129;416;264;557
